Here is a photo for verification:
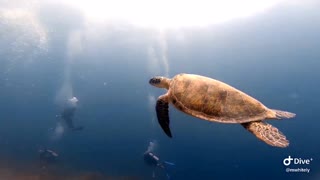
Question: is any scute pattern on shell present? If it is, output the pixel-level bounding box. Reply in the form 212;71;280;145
169;74;269;123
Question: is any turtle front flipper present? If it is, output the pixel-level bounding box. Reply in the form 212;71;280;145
241;121;289;148
156;94;172;138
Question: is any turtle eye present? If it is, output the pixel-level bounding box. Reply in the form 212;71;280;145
149;78;161;84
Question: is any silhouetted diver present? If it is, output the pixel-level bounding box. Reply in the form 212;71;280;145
39;148;58;163
58;97;84;131
144;142;175;179
144;152;165;169
60;105;83;131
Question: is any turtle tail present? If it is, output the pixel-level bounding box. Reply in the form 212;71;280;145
271;109;296;119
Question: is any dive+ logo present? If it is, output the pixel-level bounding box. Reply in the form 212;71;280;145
283;156;313;166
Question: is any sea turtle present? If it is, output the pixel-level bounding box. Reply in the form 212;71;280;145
149;73;296;148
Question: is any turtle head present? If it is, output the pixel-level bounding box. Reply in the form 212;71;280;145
149;76;170;89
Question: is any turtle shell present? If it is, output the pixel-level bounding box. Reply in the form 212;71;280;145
169;73;273;123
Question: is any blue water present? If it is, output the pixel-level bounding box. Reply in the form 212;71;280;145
0;2;319;180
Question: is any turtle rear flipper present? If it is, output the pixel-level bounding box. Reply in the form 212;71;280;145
156;94;172;138
241;121;289;148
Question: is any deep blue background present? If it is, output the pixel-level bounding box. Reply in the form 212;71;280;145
0;2;319;180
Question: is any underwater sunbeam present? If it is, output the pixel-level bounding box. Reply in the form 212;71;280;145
55;79;74;106
50;122;65;141
147;32;170;77
148;94;157;128
57;0;284;29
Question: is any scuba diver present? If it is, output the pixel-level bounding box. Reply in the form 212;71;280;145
144;141;175;179
38;147;59;170
57;96;84;131
39;148;59;163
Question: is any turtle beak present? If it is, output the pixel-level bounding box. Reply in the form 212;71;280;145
149;77;161;85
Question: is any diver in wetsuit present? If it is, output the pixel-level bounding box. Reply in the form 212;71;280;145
39;148;59;163
144;142;175;179
58;97;84;131
144;152;165;169
38;147;59;172
38;147;58;170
